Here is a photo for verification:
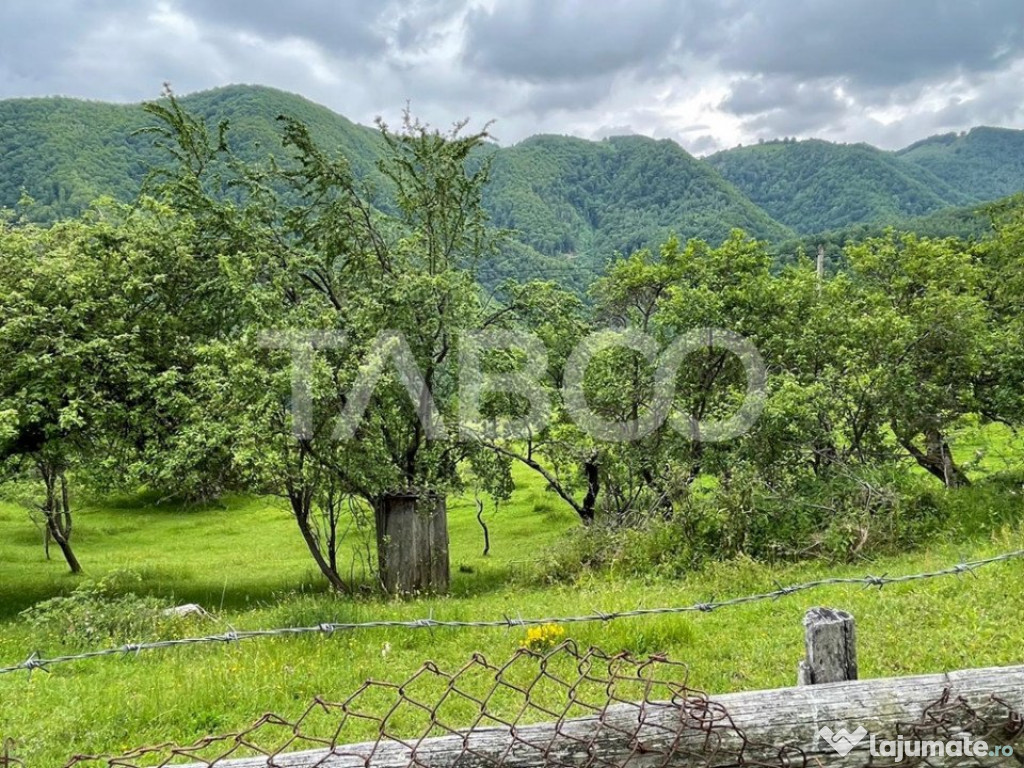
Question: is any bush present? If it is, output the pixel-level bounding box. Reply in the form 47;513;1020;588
522;623;566;652
531;467;950;583
19;569;197;648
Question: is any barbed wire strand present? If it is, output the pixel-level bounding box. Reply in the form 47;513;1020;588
1;548;1021;677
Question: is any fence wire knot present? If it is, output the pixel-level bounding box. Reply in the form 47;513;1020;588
20;654;46;674
864;573;888;588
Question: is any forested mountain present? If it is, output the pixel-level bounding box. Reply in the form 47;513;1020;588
0;97;153;220
0;85;783;285
483;134;792;274
774;194;1012;272
3;84;1024;286
0;86;386;221
897;126;1024;201
705;138;976;234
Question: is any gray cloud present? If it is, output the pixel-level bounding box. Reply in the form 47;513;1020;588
173;0;387;53
0;0;1023;150
720;77;845;118
462;0;693;82
715;0;1024;88
716;76;850;138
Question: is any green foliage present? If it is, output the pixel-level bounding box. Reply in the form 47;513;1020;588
484;134;792;276
6;87;1024;292
897;126;1024;201
532;467;949;583
772;197;1001;271
0;87;791;289
0;198;234;571
706;139;975;235
18;570;185;648
137;94;523;592
0;86;386;223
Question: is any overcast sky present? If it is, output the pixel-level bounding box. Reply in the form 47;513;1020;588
2;0;1023;154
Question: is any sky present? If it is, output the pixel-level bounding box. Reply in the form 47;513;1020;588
1;0;1023;155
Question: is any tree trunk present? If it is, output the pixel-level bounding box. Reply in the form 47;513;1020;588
374;492;449;595
289;490;352;594
580;453;599;525
39;464;82;574
899;428;971;488
48;516;82;574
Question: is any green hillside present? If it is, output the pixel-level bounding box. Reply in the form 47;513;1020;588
773;194;1012;271
706;138;976;234
897;126;1024;201
0;85;387;220
0;97;152;220
4;84;1024;286
484;133;792;273
0;86;788;285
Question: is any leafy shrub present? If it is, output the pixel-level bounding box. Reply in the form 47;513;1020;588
532;467;950;583
19;569;195;648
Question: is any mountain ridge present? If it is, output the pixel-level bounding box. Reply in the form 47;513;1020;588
2;84;1023;285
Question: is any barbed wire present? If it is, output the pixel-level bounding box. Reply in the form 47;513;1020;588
1;548;1021;677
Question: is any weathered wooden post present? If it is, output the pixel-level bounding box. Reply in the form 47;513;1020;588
375;492;450;595
798;607;857;685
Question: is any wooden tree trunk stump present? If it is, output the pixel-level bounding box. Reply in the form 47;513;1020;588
375;493;449;595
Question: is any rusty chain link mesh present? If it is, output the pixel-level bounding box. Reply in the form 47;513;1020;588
1;739;24;768
59;641;806;768
892;690;1024;766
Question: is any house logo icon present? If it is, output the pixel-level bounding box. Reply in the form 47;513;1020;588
817;725;869;757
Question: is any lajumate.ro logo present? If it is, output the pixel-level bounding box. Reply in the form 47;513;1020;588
816;723;1018;761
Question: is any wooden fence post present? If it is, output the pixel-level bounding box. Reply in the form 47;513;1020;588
797;606;857;685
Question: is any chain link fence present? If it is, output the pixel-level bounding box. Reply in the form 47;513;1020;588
60;641;807;768
2;641;1009;768
3;551;1023;766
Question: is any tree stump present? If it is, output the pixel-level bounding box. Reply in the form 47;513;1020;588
375;493;450;595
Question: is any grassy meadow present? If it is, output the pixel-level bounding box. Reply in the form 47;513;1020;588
1;430;1023;765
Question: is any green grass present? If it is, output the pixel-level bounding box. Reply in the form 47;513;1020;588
949;418;1024;479
1;462;1023;765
